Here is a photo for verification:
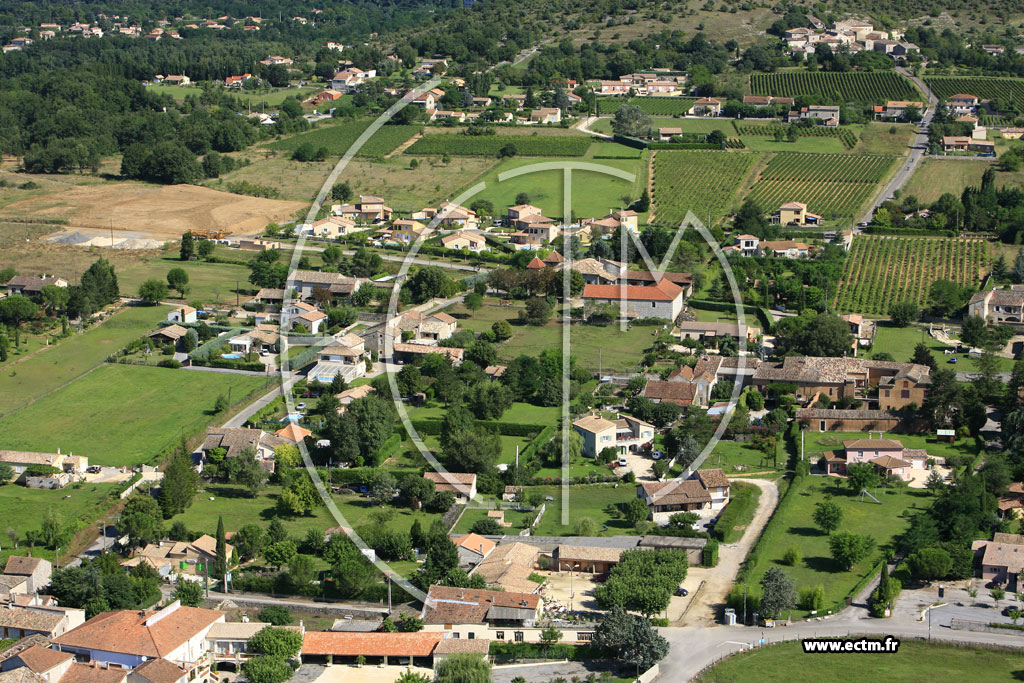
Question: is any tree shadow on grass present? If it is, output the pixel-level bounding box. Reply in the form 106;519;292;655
787;526;821;537
204;485;257;499
803;555;842;573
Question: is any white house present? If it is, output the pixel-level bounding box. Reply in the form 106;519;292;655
582;280;684;321
167;306;197;324
572;413;654;458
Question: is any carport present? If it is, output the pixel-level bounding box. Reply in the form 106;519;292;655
301;631;441;668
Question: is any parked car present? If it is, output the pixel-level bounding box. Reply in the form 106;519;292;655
1002;606;1019;617
86;466;101;474
652;450;664;460
948;356;958;364
296;402;307;411
675;587;689;597
617;457;628;467
260;349;270;357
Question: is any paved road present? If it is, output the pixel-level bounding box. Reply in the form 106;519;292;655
184;365;275;377
221;375;300;428
682;478;780;626
859;69;938;224
574;115;613;139
286;241;485;273
492;662;623;683
956;371;1012;383
657;587;1024;681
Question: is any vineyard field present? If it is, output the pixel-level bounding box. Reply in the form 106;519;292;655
750;72;919;103
406;135;590;156
924;77;1024;109
836;236;989;315
651;150;757;227
746;153;896;219
268;120;422;158
597;97;696;115
733;123;859;149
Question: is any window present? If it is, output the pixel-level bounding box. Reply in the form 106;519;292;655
901;390;910;399
452;633;460;639
578;632;595;641
468;633;475;639
819;420;826;432
515;631;524;642
495;631;505;640
652;302;656;308
884;390;890;398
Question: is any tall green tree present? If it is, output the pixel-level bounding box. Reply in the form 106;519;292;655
214;516;227;579
759;567;796;619
160;451;199;519
180;232;195;261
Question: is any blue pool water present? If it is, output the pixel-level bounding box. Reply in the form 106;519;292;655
221;353;243;359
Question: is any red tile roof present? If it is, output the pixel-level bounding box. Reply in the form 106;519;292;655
302;632;442;657
583;279;682;302
53;603;222;658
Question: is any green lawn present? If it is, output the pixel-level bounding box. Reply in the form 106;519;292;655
0;364;270;466
451;506;534;535
692;308;739;323
459;156;646;222
145;84;317;107
696;639;1024;682
118;256;254;306
870;323;1015;373
412;399;560;426
529;484;639;536
445;301;660;372
703;441;779;474
0;304;171;416
741;475;929;615
801;430;978;466
168;483;442;541
0;483;121;566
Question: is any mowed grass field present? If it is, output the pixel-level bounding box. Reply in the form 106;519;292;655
168;483;443;542
268;119;422;158
902;159;1024;204
0;483;121;566
696;639;1024;683
0;364;270;467
119;256;254;305
445;301;658;371
742;474;926;615
871;323;1015;373
0;304;171;416
458;156;646;221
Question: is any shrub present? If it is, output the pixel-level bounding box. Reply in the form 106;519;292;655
782;546;801;567
258;606;293;625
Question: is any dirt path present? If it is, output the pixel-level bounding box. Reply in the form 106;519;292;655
681;477;780;626
386;132;423;159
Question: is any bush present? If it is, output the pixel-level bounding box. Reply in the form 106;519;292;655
156;359;182;369
259;606;293;625
782;546;801;566
702;538;719;567
799;584;825;611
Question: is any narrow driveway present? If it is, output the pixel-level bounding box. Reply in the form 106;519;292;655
221;375;299;428
682;478;780;626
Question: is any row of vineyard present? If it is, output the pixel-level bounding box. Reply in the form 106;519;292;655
746;153;896;218
749;72;919;103
835;236;989;314
923;77;1024;109
732;123;859;148
597;97;697;115
651;150;756;227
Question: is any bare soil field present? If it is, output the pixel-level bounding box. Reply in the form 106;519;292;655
1;179;305;238
0;223;160;281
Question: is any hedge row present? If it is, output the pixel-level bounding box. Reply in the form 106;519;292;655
191;357;265;372
703;538;719;567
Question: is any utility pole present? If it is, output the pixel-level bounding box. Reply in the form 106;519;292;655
743;583;747;626
205;563;210;599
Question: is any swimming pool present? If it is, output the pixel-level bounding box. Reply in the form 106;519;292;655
221;353;243;359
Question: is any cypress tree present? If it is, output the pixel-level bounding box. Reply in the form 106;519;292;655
215;515;227;579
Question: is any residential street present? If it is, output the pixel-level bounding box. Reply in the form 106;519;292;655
859;69;938;224
221;375;300;428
